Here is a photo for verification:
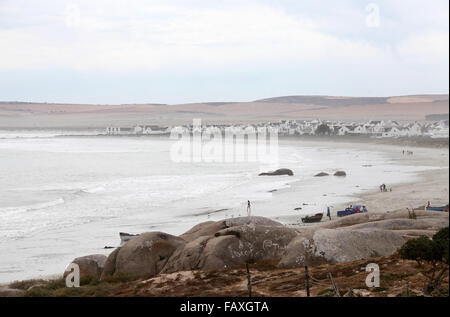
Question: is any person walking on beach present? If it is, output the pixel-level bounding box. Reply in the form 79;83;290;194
247;200;251;217
327;206;331;220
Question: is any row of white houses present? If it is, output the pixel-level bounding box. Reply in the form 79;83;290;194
105;119;449;138
275;119;449;138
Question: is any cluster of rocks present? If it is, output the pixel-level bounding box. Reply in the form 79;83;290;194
257;168;346;177
63;210;448;281
258;168;293;176
314;171;347;177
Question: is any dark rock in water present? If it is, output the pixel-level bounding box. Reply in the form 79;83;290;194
334;171;347;177
259;168;293;176
64;254;107;280
314;172;329;177
294;207;302;210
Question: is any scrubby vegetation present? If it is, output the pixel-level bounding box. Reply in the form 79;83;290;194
16;273;141;297
399;227;449;295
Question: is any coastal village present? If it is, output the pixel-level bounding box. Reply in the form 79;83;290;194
105;119;450;139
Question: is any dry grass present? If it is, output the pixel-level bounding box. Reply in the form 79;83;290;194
9;254;448;297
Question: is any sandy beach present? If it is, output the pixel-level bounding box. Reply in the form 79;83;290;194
258;140;449;225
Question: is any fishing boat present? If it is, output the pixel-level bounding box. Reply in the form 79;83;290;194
337;205;367;217
119;232;139;245
426;205;449;212
301;213;323;223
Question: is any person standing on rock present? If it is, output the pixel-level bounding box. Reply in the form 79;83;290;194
247;200;252;217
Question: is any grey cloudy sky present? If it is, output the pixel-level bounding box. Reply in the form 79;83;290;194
0;0;448;104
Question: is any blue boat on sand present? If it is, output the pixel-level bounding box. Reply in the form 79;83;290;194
426;205;449;212
337;205;368;217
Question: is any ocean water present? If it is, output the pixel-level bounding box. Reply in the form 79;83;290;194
0;132;439;283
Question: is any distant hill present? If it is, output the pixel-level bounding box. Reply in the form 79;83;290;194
254;95;389;106
0;94;448;128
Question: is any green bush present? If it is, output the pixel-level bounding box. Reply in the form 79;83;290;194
399;237;441;265
433;227;449;264
399;227;449;295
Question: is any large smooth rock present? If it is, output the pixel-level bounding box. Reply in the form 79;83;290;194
101;248;120;279
180;221;228;242
163;223;298;273
333;171;347;177
161;236;211;273
318;213;371;229
278;228;405;268
101;232;185;279
259;168;293;176
179;217;283;242
314;172;329;177
63;254;107;280
319;209;449;230
224;216;284;228
347;218;449;231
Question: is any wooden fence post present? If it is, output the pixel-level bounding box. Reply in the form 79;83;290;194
305;266;310;297
328;272;341;297
246;262;252;297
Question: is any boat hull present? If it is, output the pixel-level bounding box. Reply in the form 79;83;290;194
301;213;323;223
426;205;449;212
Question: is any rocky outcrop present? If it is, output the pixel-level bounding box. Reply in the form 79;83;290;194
314;172;329;177
259;168;294;176
346;218;448;232
179;217;283;242
101;232;185;279
180;221;228;242
89;210;449;281
278;228;405;268
224;216;284;228
333;171;347;177
318;209;449;231
101;248;120;279
162;222;298;273
63;254;107;280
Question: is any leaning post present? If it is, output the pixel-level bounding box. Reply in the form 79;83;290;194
305;266;311;297
246;262;252;297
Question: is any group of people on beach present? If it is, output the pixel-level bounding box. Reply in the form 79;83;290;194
380;183;392;192
349;204;368;213
402;149;414;156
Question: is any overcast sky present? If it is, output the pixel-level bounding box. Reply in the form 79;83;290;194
0;0;448;104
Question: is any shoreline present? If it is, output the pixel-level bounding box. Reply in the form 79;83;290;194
0;139;448;286
258;139;448;227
